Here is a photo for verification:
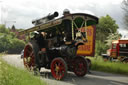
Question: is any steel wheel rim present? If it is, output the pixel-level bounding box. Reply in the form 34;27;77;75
24;44;35;70
74;57;87;76
51;58;66;80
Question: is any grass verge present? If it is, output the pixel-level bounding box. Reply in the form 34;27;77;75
0;54;46;85
89;56;128;75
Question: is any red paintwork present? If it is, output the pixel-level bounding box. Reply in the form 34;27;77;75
119;40;128;43
110;43;117;57
73;56;88;76
24;44;35;69
51;58;66;80
92;25;96;56
110;39;128;57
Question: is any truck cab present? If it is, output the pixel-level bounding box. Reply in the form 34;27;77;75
107;39;128;62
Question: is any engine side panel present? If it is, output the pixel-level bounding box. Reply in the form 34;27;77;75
77;25;96;56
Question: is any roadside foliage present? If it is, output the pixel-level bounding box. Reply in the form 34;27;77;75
95;15;120;56
0;55;46;85
0;25;26;54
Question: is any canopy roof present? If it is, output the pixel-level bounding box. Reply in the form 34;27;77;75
19;13;98;35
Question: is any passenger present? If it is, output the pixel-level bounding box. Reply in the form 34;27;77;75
36;32;47;50
34;31;48;71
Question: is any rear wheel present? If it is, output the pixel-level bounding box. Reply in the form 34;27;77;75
24;41;40;73
23;43;35;71
51;57;67;80
73;56;88;77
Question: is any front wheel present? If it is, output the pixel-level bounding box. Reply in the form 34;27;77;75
73;56;88;77
51;57;67;80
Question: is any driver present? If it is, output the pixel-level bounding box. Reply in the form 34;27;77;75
37;32;48;66
33;31;48;71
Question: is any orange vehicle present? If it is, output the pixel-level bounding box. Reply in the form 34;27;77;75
103;39;128;63
19;10;98;80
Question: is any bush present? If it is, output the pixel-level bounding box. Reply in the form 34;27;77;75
95;40;108;56
0;25;9;34
0;25;26;54
0;34;25;54
0;35;11;52
8;38;25;54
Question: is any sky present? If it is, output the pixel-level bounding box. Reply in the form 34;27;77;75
0;0;127;36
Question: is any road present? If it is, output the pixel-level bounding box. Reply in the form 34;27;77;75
2;54;128;85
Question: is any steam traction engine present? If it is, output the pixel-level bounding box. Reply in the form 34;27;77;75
19;10;98;80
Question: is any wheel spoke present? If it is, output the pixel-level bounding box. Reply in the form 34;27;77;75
74;56;88;77
59;67;64;72
58;62;61;67
56;70;59;76
26;49;31;54
26;49;32;56
23;44;35;71
51;58;67;80
28;52;33;57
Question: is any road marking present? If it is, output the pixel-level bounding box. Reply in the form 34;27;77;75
87;74;128;84
110;81;125;85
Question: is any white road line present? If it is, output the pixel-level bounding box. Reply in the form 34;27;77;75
110;81;125;85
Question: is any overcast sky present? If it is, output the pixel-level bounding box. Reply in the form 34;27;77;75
0;0;127;35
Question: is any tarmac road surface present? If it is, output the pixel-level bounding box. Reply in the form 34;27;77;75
2;54;128;85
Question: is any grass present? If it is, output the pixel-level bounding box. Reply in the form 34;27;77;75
89;56;128;75
0;54;46;85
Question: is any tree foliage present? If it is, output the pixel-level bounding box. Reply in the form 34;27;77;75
0;25;9;34
95;40;108;56
106;32;122;47
96;15;119;42
0;25;26;53
122;0;128;29
95;15;119;55
8;38;25;54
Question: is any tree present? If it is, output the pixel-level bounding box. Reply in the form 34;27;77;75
0;34;11;52
0;25;26;53
0;25;9;34
96;15;119;42
95;40;108;56
0;34;25;53
8;38;25;54
95;15;119;55
122;0;128;29
106;32;122;47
